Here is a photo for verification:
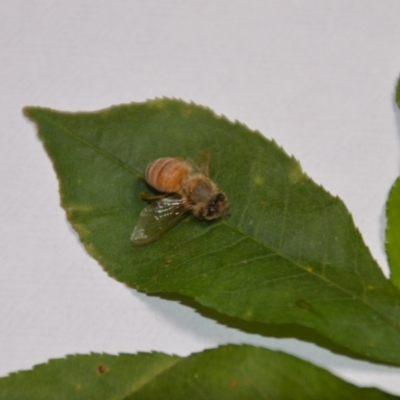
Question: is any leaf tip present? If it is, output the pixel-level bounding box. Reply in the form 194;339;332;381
22;106;43;122
22;106;33;118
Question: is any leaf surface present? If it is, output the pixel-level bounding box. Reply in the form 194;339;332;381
387;177;400;287
388;77;400;287
24;100;400;364
0;345;397;400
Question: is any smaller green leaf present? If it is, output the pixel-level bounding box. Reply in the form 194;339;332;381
386;176;400;288
0;352;179;400
0;346;397;400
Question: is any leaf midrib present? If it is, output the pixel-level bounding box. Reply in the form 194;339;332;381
36;110;142;179
122;355;181;399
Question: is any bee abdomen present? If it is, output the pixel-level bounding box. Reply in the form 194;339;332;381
145;157;190;193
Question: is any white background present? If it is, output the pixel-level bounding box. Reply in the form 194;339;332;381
1;0;400;396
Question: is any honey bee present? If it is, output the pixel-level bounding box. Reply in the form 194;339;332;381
131;154;228;244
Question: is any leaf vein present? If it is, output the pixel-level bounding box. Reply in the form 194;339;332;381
222;220;400;335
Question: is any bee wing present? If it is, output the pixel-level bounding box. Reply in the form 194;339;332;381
130;197;188;245
188;151;211;176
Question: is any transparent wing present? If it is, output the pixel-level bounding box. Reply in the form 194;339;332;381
130;197;188;245
187;151;211;176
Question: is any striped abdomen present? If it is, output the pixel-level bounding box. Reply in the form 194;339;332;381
145;157;190;193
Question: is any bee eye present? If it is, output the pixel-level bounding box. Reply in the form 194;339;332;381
207;204;217;217
205;193;226;219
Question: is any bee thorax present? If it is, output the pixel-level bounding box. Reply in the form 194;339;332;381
187;177;215;203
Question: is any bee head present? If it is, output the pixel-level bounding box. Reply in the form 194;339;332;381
203;192;228;220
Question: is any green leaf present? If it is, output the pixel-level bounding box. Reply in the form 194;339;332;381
0;345;397;399
24;99;400;365
387;177;400;288
0;351;179;400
